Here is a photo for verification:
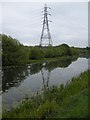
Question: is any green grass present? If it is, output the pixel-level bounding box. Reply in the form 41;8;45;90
55;89;88;118
2;70;89;118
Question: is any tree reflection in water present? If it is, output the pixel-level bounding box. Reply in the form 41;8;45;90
2;56;77;93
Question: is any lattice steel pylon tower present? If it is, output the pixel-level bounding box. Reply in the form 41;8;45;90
40;4;52;47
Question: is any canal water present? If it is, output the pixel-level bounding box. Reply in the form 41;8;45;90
2;57;88;110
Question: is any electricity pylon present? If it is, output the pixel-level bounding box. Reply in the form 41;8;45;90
40;4;52;47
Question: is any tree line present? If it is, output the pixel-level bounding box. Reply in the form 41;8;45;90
1;34;88;66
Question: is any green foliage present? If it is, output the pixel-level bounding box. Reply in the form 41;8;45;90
71;47;79;56
2;34;87;66
43;47;55;58
29;44;73;60
60;83;64;92
60;71;88;100
56;89;88;118
29;47;43;59
43;44;72;58
2;34;30;66
37;100;58;118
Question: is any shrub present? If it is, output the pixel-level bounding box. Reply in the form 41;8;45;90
29;47;43;59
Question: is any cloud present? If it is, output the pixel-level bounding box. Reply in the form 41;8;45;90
1;2;88;47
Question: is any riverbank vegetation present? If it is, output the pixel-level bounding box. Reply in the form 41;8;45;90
1;34;88;66
3;70;89;118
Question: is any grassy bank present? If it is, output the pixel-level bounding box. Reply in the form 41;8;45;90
3;70;89;118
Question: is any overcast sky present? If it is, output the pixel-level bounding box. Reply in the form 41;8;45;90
1;2;88;47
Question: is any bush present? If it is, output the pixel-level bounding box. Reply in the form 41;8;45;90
29;47;43;59
43;47;55;58
2;34;29;66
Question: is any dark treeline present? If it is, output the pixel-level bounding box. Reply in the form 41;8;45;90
1;34;88;66
2;34;30;66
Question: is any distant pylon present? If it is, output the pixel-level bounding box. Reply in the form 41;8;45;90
40;4;52;47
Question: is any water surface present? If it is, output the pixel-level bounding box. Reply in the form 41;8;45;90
2;57;88;110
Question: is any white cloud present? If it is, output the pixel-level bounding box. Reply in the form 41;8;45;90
1;2;88;47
